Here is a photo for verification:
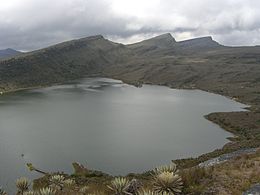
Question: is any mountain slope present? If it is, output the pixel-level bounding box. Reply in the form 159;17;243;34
177;36;221;49
0;35;124;91
0;48;22;59
124;33;177;58
127;33;176;51
0;33;259;112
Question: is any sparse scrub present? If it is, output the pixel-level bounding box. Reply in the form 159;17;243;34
107;177;130;195
16;177;30;194
38;187;56;195
0;187;7;195
1;151;260;194
0;162;184;195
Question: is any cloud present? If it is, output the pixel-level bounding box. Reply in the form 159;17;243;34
0;0;134;50
1;0;260;50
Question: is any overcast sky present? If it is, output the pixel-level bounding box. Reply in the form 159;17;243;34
1;0;260;51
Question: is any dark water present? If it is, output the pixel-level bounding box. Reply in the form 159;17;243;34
0;78;246;191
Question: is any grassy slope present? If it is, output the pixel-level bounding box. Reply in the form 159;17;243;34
0;35;124;91
180;149;260;194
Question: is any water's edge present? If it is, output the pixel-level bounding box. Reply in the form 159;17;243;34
0;77;248;166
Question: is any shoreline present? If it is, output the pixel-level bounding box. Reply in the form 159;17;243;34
1;76;260;195
0;77;256;171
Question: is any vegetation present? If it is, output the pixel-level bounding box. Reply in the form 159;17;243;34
180;150;260;194
0;187;7;195
1;150;260;194
107;177;131;194
1;163;183;195
16;177;30;194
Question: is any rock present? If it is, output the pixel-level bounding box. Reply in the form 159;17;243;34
72;162;89;176
243;184;260;195
199;148;258;167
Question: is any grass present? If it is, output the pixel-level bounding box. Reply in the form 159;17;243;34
27;149;260;194
181;150;260;195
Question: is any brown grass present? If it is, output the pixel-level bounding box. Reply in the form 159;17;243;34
180;150;260;195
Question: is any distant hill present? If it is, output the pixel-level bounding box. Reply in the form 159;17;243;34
0;33;259;111
127;33;176;55
177;36;221;48
0;48;22;59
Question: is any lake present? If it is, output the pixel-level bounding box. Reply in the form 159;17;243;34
0;78;246;191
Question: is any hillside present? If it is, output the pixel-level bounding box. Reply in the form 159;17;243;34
0;33;259;111
1;34;259;103
0;48;22;59
0;35;125;91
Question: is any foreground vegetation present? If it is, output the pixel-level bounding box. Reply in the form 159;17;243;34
1;149;260;194
0;163;183;195
181;149;260;194
0;150;260;195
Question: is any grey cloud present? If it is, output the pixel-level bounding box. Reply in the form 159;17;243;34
1;0;260;50
0;0;135;50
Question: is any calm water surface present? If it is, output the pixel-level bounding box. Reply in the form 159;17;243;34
0;78;246;191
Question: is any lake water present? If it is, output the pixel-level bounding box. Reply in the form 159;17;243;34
0;78;246;191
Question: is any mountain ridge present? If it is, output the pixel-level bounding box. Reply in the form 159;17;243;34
0;33;259;114
176;36;222;48
128;33;176;47
0;48;22;59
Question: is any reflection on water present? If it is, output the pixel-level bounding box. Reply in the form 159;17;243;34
0;78;246;192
